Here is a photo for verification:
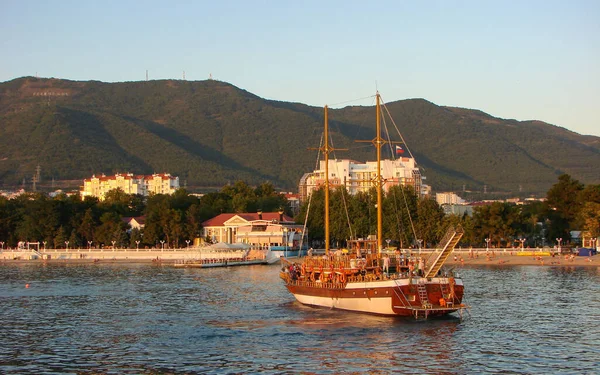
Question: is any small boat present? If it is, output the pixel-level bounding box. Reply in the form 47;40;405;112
280;93;469;319
174;242;267;268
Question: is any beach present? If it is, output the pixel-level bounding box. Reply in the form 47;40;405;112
446;251;598;267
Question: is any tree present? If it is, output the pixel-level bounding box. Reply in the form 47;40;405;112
546;174;584;233
415;197;445;248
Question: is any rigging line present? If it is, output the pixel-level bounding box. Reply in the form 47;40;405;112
400;184;419;247
300;132;325;251
329;134;355;241
379;105;396;159
329;94;376;108
379;96;418;165
378;97;419;243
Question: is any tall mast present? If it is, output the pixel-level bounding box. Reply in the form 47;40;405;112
324;105;330;255
376;93;383;254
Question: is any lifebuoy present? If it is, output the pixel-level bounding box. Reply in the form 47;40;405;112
319;273;325;283
339;273;346;283
310;272;316;282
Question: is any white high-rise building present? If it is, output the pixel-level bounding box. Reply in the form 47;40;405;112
299;158;429;201
436;192;466;205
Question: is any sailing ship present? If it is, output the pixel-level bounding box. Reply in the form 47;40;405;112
280;93;468;319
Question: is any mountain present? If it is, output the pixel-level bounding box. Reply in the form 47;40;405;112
1;76;598;196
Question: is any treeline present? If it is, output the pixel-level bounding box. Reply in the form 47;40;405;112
0;181;288;249
300;174;600;248
0;174;598;250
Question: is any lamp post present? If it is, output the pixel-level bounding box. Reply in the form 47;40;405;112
160;240;165;251
185;240;190;248
43;241;46;250
386;239;391;249
590;238;597;250
556;238;562;254
416;239;422;255
283;228;288;257
0;241;4;250
88;241;93;250
485;238;491;251
519;238;526;251
111;240;116;250
65;241;69;250
135;240;140;250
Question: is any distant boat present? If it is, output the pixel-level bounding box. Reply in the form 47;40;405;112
280;93;469;319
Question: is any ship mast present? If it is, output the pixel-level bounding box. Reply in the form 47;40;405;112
324;105;330;255
375;93;383;254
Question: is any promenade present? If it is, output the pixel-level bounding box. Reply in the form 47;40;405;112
1;247;596;267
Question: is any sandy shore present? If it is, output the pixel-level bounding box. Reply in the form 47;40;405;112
445;253;598;267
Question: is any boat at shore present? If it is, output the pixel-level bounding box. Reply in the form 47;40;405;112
173;242;269;268
280;93;469;319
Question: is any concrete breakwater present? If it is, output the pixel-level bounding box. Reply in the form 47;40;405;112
1;247;268;262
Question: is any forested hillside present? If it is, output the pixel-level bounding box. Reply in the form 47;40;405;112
1;77;598;196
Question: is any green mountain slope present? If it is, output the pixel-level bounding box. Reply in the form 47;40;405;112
1;77;598;195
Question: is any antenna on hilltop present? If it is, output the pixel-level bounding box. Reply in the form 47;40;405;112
146;70;148;81
183;71;186;80
209;73;212;80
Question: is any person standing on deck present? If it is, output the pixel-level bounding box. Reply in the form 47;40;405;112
383;254;390;275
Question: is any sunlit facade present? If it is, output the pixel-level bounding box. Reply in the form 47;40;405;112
81;173;179;200
299;158;430;201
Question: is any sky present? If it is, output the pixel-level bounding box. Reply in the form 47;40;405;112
1;0;599;136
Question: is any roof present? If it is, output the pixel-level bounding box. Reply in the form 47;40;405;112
122;216;146;225
202;212;294;227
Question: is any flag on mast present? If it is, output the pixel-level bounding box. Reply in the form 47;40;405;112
395;145;404;155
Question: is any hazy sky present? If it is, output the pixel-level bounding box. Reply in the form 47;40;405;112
2;0;599;136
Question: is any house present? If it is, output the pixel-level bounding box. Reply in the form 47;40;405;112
122;216;146;232
201;211;295;244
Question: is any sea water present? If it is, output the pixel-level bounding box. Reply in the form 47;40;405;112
0;262;598;374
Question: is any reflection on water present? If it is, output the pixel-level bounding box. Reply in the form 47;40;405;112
0;263;598;374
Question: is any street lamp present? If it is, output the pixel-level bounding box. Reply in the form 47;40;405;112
65;241;69;250
416;239;422;254
111;240;116;250
590;238;597;250
135;240;140;250
556;238;563;254
88;240;93;250
185;240;190;248
485;238;491;251
43;241;46;250
160;240;165;250
283;228;288;257
386;239;391;249
519;238;526;251
0;241;4;250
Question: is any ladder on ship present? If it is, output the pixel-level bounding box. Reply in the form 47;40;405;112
424;225;464;279
417;282;432;309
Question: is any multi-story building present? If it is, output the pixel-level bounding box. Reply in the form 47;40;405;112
80;173;179;200
435;192;466;206
299;158;430;201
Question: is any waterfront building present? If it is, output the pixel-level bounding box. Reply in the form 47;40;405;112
80;173;179;200
298;158;430;201
201;211;296;245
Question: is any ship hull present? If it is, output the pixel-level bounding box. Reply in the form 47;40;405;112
285;277;465;318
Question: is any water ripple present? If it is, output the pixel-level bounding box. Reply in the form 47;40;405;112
0;263;598;374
